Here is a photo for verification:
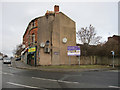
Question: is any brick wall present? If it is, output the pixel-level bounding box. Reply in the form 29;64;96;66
23;19;38;48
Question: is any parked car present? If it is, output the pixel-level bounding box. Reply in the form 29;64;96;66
3;57;11;64
0;58;3;60
15;57;21;61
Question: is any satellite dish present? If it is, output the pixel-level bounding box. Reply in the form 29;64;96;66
62;38;67;43
40;42;45;47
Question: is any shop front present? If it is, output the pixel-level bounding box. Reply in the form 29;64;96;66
27;46;37;66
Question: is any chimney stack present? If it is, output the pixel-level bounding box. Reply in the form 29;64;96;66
54;5;59;14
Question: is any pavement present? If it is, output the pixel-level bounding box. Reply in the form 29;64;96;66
11;59;118;72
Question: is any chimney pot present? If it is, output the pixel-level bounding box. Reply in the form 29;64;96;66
54;5;59;14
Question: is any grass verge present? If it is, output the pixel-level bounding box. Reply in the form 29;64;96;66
39;65;112;69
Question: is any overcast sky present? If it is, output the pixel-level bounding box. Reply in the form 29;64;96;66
0;0;119;57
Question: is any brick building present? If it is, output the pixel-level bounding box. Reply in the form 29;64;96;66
108;35;120;43
22;5;77;66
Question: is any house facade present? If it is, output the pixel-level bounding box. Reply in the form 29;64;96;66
22;5;78;66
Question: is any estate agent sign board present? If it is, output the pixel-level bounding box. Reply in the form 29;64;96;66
67;46;80;56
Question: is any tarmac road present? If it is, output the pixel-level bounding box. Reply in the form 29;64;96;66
1;61;120;89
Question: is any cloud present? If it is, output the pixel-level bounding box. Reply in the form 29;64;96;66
1;2;118;56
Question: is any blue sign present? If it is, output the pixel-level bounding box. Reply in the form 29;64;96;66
67;46;80;50
67;46;80;56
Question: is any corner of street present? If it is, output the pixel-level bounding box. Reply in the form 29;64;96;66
11;58;119;72
1;3;120;89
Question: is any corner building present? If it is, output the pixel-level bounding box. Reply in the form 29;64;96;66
22;5;77;66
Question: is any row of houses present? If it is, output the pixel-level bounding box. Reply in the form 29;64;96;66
21;5;77;66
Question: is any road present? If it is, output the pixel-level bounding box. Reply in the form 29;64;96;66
1;60;120;89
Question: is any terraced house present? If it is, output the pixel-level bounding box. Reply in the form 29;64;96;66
22;5;77;66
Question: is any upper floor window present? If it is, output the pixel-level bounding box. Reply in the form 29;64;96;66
32;33;35;43
32;22;34;27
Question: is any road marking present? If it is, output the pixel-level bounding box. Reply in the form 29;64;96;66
58;80;79;84
32;77;57;82
32;77;79;84
2;72;14;76
109;86;120;88
8;67;12;68
7;82;39;89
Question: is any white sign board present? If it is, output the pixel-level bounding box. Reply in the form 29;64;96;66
67;46;80;56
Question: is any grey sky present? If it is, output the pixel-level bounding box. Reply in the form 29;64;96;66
0;1;119;57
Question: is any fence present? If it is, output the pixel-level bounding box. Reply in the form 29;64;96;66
79;56;120;66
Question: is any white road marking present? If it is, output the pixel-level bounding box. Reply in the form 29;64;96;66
2;72;14;76
32;77;79;84
8;67;12;68
32;77;57;82
109;86;120;88
7;82;39;89
58;80;79;84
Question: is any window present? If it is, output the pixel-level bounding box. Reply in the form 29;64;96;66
46;40;50;46
34;21;36;27
32;33;35;44
32;21;36;27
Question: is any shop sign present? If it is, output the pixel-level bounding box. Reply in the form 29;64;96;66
67;46;80;56
28;47;36;53
54;52;59;55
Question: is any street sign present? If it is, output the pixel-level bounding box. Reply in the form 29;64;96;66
67;46;80;56
111;51;115;68
111;51;115;56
